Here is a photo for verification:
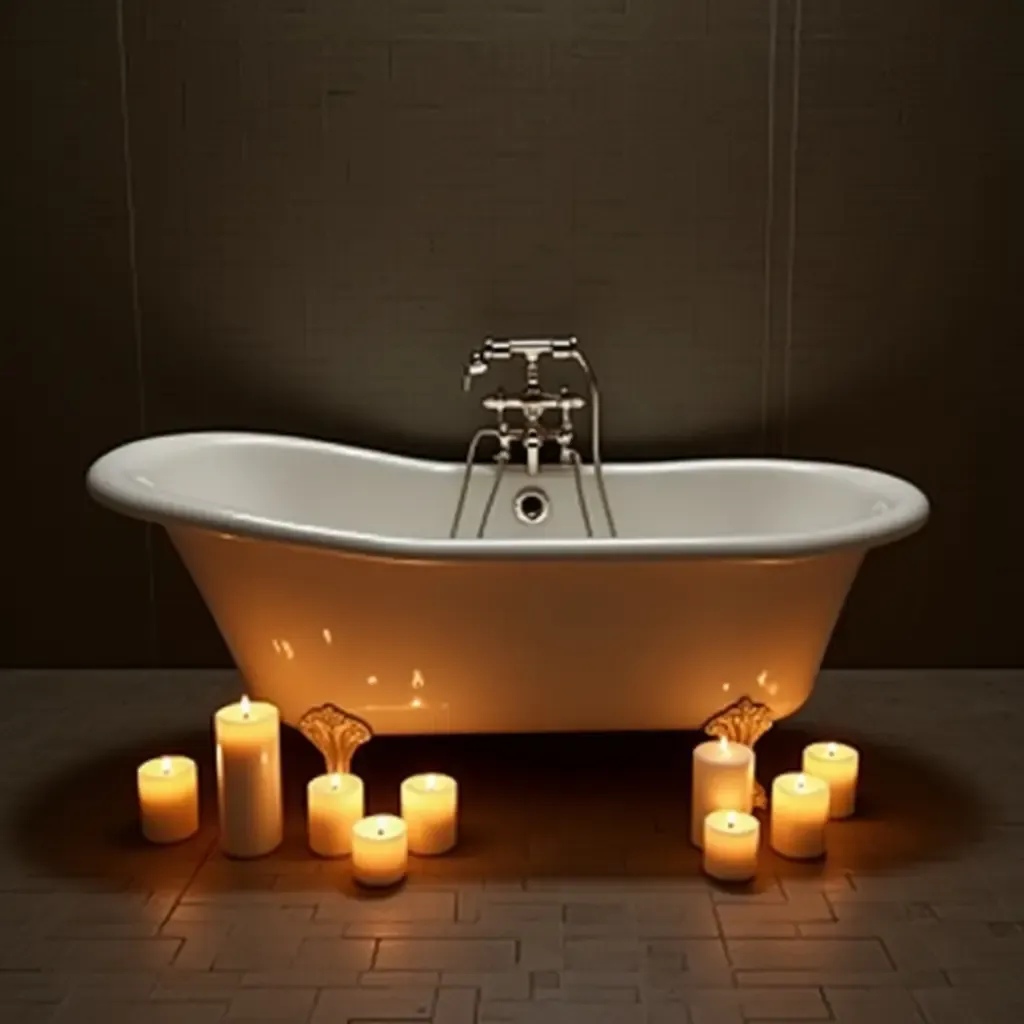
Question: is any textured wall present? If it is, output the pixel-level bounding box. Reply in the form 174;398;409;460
2;1;1021;669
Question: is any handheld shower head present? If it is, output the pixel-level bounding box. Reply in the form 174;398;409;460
462;350;490;391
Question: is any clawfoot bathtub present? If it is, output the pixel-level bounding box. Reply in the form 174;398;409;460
87;432;928;737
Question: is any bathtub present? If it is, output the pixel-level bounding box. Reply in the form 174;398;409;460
87;432;928;737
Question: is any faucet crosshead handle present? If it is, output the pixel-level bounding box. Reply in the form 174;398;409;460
462;337;579;390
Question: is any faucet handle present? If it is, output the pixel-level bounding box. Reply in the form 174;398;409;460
463;336;579;390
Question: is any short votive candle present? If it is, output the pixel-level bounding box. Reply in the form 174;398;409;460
307;772;364;857
802;742;859;819
703;810;760;882
401;773;458;855
770;772;830;860
352;814;408;888
137;755;199;844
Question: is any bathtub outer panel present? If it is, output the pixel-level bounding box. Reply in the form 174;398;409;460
170;525;864;735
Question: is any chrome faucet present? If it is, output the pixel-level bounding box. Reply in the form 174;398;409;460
451;336;618;539
462;337;587;476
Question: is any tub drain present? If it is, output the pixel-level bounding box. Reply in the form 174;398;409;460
513;487;550;525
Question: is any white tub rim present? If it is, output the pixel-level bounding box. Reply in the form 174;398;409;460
86;431;930;563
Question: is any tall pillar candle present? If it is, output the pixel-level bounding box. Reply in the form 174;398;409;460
307;772;364;857
352;815;408;887
691;737;754;847
214;696;283;858
802;742;859;819
770;772;830;859
137;755;199;844
401;773;458;855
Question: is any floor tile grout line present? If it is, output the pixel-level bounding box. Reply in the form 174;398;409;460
817;984;837;1022
160;833;219;939
870;935;899;974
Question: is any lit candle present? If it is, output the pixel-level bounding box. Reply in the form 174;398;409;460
703;809;760;882
770;772;830;859
352;814;408;887
307;772;364;857
802;742;859;819
400;773;458;855
137;755;199;844
691;737;754;847
214;695;282;858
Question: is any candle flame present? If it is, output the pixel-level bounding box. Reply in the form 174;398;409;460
240;695;251;719
796;773;807;791
425;774;438;790
160;756;172;775
826;742;837;758
726;811;737;829
375;815;388;837
329;773;341;790
718;736;729;753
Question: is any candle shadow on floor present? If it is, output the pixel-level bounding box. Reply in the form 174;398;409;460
6;723;988;896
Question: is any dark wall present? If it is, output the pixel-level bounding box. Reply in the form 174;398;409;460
3;1;1021;669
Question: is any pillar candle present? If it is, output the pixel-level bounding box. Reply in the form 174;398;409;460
307;772;364;857
770;772;830;859
352;814;408;887
214;696;283;858
401;773;458;855
802;742;859;819
702;810;760;882
137;755;199;844
691;737;754;847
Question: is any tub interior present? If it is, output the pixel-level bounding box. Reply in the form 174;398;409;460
112;434;903;543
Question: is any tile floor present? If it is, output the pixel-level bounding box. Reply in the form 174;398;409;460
0;669;1022;1022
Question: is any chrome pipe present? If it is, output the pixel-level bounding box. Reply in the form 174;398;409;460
569;349;618;538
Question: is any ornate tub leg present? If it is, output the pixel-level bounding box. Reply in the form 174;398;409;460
298;704;374;774
702;696;775;810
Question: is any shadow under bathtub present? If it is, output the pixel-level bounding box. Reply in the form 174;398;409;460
6;723;989;897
